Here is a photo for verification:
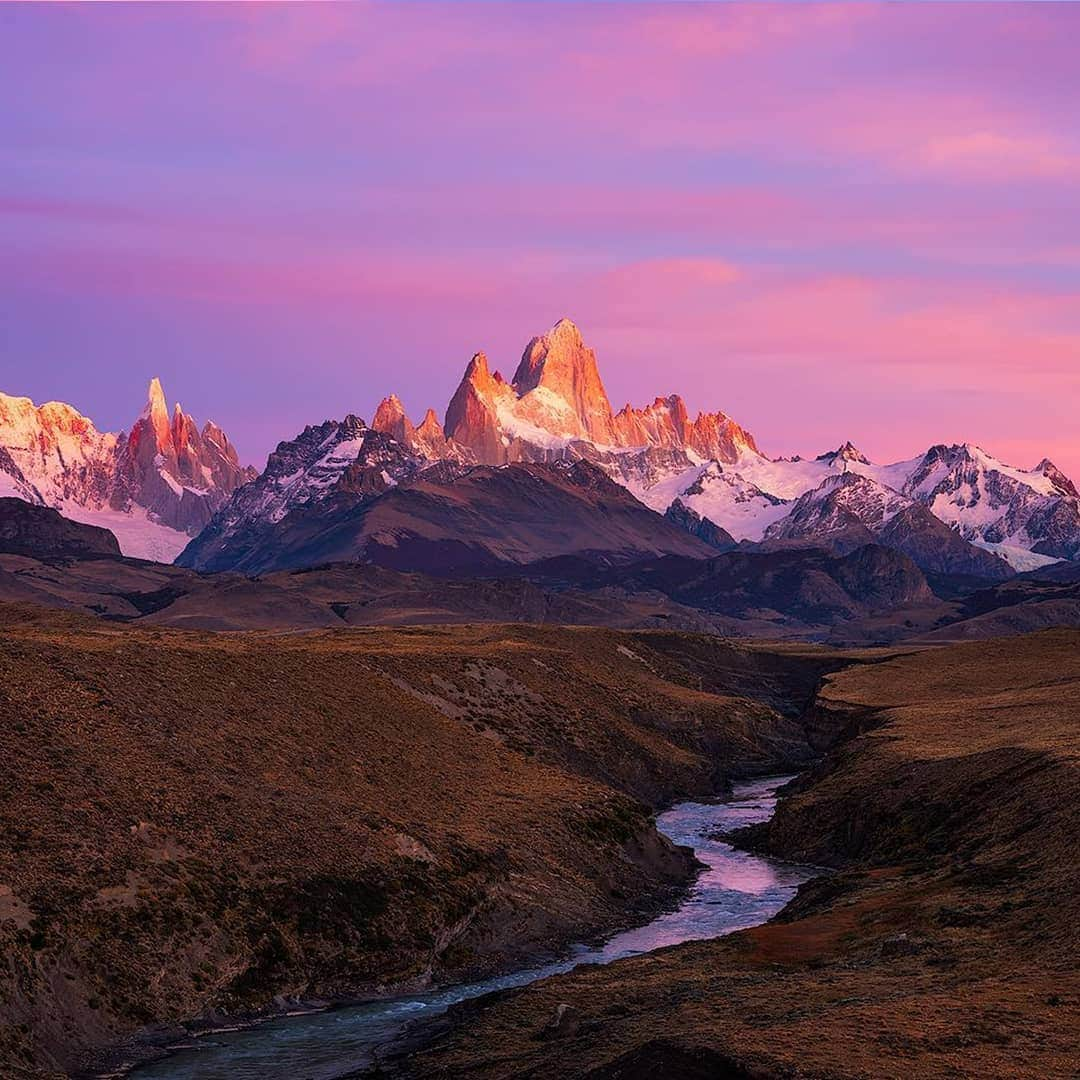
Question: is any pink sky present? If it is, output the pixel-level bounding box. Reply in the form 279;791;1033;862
2;2;1079;478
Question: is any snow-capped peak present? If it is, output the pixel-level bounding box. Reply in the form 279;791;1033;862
817;441;870;466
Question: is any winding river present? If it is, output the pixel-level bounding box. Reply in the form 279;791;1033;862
131;775;817;1080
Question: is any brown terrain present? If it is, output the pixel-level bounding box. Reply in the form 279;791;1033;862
6;538;1080;643
2;494;1078;1079
0;606;861;1078
386;630;1080;1080
4;490;1080;642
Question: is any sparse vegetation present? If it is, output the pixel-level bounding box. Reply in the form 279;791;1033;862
0;604;843;1077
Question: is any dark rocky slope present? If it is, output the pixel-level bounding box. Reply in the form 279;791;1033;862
3;497;1079;641
0;498;121;558
179;459;715;576
5;532;1080;641
584;544;935;628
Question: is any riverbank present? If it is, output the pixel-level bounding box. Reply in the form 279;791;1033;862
384;629;1080;1079
88;826;698;1080
130;779;818;1080
0;610;866;1078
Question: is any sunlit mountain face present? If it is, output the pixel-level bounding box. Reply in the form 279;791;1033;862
0;380;253;561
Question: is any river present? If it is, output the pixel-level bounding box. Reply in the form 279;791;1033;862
131;775;817;1080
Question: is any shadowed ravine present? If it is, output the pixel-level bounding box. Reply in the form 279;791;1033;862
128;777;818;1080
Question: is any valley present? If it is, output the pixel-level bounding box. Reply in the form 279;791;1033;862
130;778;817;1080
0;608;860;1078
3;608;1075;1079
381;630;1080;1080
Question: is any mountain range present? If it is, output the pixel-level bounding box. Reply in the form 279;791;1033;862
3;318;1079;580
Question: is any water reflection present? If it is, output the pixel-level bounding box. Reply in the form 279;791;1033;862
131;776;817;1080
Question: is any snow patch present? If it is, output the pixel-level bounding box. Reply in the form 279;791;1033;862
59;503;190;563
971;541;1062;572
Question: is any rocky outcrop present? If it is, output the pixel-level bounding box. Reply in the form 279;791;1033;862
444;352;515;464
372;393;416;447
0;497;121;558
373;395;470;462
613;393;757;463
664;498;737;551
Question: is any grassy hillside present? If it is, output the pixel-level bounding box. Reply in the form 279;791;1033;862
0;606;852;1077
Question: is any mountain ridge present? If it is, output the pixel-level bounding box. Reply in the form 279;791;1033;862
4;317;1078;572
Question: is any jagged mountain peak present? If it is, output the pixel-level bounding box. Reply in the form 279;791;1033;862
817;441;870;465
813;470;879;494
511;317;617;444
513;318;587;390
465;351;494;381
616;393;689;421
442;318;759;470
1035;458;1078;498
142;376;172;452
372;393;410;427
372;394;414;442
145;375;166;411
772;471;908;534
924;441;993;467
0;378;253;561
371;397;461;461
